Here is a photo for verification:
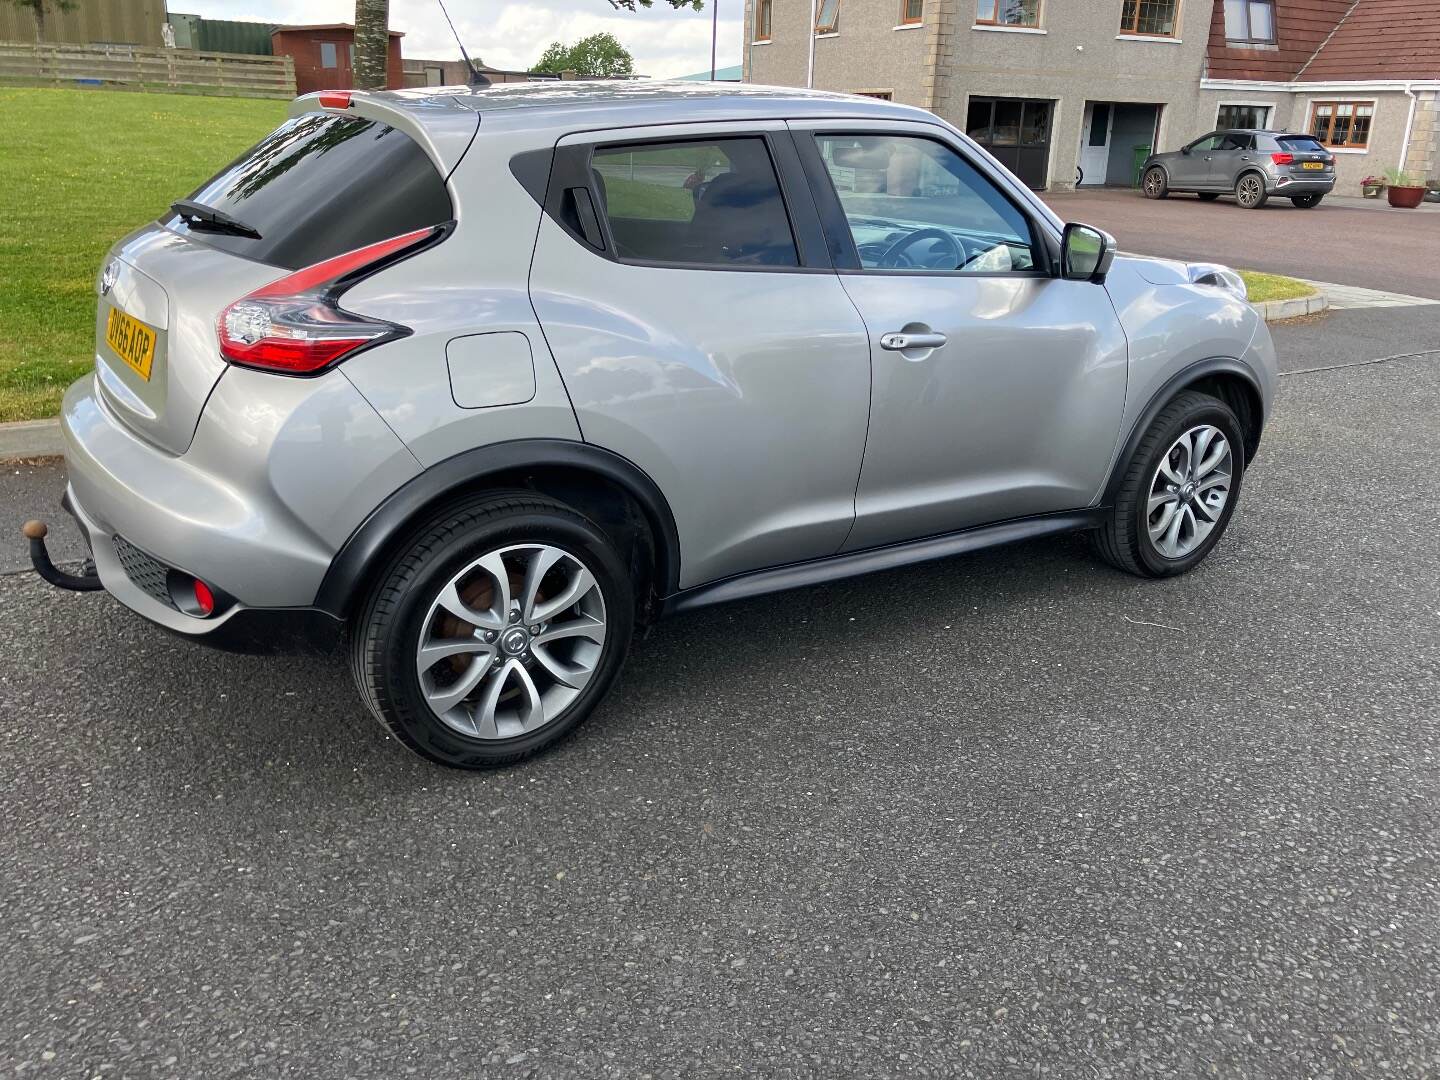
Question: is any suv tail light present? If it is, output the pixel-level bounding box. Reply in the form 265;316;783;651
1271;152;1294;166
218;226;441;375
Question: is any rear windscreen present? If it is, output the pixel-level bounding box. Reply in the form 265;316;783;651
168;113;453;269
1276;136;1327;153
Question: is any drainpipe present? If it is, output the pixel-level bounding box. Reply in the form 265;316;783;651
1398;81;1418;174
806;0;817;88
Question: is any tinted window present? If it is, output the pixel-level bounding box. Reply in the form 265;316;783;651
170;113;453;269
1217;134;1253;151
815;134;1036;273
590;138;798;268
1189;135;1222;152
1276;135;1326;153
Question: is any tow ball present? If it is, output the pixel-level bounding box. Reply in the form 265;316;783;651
21;520;103;592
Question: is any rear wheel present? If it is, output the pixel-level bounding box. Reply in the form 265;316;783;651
1092;391;1245;578
1197;192;1221;201
1235;172;1269;209
1291;193;1324;208
350;493;634;769
1142;166;1169;199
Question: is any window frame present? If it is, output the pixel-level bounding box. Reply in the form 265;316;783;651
796;128;1054;279
1214;102;1272;130
815;0;839;34
318;40;338;69
975;0;1041;29
899;0;923;25
1307;99;1374;149
1118;0;1180;38
544;129;831;274
1223;0;1275;44
754;0;773;41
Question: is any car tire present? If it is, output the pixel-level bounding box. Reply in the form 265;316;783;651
1091;390;1246;579
1235;172;1269;209
349;492;635;769
1197;192;1221;201
1142;166;1169;199
1291;194;1324;208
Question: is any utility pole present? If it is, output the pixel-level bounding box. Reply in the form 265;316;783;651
710;0;717;80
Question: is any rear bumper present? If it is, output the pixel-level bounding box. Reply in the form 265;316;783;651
1267;175;1335;195
60;366;420;640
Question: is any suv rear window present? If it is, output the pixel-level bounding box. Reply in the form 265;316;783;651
168;113;453;270
1276;135;1327;153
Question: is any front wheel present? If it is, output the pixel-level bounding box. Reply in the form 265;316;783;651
1142;166;1169;199
1291;193;1324;208
1092;391;1245;578
1235;172;1269;209
350;493;634;768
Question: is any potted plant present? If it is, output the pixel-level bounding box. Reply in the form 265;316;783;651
1384;167;1427;209
1360;174;1385;198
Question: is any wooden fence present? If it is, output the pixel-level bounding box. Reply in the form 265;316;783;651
0;41;295;99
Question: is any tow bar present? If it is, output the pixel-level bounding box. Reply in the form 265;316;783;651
22;519;104;592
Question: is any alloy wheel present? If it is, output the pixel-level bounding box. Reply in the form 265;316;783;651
1143;168;1165;197
1237;175;1263;208
415;544;607;739
1147;425;1233;559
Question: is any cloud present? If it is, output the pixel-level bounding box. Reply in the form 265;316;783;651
177;0;744;78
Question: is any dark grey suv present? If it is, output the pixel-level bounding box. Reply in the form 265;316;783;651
1142;130;1336;209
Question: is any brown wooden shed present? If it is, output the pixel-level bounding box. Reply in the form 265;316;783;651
269;23;403;96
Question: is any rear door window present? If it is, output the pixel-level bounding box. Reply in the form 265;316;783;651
589;137;799;268
169;113;453;270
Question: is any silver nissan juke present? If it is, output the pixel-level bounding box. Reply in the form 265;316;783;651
28;82;1277;769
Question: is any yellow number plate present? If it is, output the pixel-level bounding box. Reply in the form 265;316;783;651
1301;161;1325;170
105;307;157;381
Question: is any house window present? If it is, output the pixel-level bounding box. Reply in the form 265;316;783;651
815;0;839;33
976;0;1040;27
319;41;338;68
900;0;923;24
1224;0;1274;43
1309;101;1374;149
1217;103;1271;129
755;0;772;40
1119;0;1178;36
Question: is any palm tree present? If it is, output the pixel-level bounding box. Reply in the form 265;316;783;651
352;0;390;90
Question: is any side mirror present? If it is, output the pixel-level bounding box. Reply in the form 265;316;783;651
1060;222;1116;283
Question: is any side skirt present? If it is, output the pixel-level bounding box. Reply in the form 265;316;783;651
662;509;1106;616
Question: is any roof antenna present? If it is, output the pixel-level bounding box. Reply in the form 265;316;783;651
435;0;489;87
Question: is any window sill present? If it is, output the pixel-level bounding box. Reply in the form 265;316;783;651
1225;40;1278;50
1326;147;1370;155
814;31;840;38
750;38;771;45
1116;34;1182;44
972;23;1046;34
892;22;924;30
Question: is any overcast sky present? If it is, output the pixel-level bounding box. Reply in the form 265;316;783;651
177;0;744;79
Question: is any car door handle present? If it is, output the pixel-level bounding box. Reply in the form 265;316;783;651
880;331;947;352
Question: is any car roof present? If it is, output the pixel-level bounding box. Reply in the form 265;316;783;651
355;79;936;129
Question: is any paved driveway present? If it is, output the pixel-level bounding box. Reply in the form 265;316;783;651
4;314;1440;1077
1044;189;1440;300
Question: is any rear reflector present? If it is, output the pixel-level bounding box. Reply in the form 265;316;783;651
318;90;353;109
193;579;216;616
218;226;439;375
1271;152;1294;166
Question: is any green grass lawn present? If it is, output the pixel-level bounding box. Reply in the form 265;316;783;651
1239;270;1318;303
0;88;286;421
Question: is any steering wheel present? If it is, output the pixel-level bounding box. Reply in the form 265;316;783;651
879;227;965;270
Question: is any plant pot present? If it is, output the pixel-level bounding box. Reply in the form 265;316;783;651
1387;185;1427;209
1362;186;1383;198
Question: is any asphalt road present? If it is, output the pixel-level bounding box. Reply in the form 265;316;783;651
4;312;1440;1078
1044;189;1440;300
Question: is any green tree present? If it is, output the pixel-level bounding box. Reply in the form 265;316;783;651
534;32;635;78
10;0;76;42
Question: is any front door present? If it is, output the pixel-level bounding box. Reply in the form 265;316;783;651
1079;103;1112;186
528;122;873;589
791;121;1129;551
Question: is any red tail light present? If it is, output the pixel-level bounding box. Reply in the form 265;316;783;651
1271;152;1294;166
192;579;216;616
218;227;439;375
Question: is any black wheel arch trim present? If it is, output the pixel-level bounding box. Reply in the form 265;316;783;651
314;439;682;618
1102;356;1265;505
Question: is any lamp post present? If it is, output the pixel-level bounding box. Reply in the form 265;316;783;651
710;0;717;80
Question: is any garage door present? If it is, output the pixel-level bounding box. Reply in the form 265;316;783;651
965;97;1052;190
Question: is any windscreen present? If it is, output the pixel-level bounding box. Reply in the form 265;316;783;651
167;113;453;269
